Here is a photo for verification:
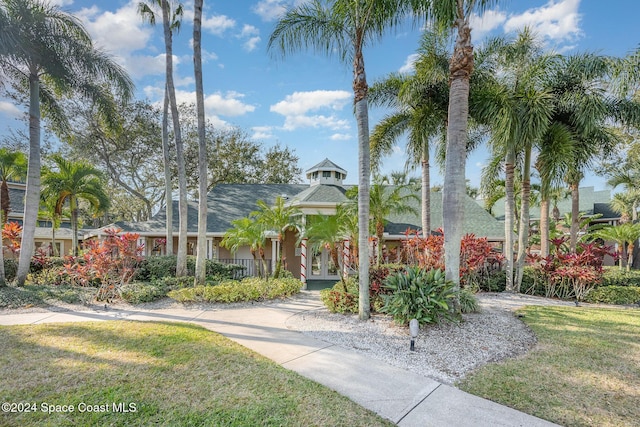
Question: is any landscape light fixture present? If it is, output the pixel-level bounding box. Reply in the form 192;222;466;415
409;319;419;351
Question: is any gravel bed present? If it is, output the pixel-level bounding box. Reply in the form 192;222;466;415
285;294;545;385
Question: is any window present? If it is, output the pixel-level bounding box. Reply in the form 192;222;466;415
312;171;318;179
335;172;342;179
322;171;331;178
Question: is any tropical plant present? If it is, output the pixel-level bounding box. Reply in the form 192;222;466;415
381;266;457;325
220;217;268;279
41;155;110;256
0;148;26;286
369;30;450;236
304;210;350;286
1;0;133;286
139;0;187;275
269;0;412;319
593;223;640;272
252;196;301;279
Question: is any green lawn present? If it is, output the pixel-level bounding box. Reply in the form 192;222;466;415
458;306;640;427
0;321;392;427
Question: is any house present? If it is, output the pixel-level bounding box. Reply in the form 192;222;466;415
93;159;506;288
2;181;77;257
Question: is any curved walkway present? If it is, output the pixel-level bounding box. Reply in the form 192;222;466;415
0;291;558;427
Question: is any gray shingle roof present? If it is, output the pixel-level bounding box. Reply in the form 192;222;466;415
305;158;347;175
111;183;505;240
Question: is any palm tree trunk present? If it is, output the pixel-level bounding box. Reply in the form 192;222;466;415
162;87;173;256
16;69;41;286
539;197;550;258
161;0;187;276
353;37;371;320
504;149;516;292
515;145;532;292
421;144;431;236
71;197;79;256
570;181;579;252
444;8;472;314
193;0;208;286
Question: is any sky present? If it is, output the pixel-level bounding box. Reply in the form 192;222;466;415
1;0;639;191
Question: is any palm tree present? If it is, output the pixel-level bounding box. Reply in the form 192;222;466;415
269;0;412;320
594;223;640;271
38;196;64;257
252;196;302;279
139;0;187;276
41;155;110;256
221;217;268;278
413;0;500;310
1;0;133;285
348;176;418;265
192;0;208;286
369;30;450;236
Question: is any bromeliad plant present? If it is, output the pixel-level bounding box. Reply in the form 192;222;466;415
381;266;457;325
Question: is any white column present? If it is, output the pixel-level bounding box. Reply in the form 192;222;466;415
300;238;308;289
207;238;214;260
343;239;350;279
271;238;278;274
137;237;147;256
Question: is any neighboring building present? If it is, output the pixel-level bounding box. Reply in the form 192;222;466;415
93;159;506;287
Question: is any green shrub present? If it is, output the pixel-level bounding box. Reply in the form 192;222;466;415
135;256;245;281
476;270;507;292
152;276;196;290
320;278;359;314
119;281;169;304
459;288;480;313
27;265;71;287
601;268;640;287
0;286;45;308
381;267;457;325
4;259;17;281
167;277;301;303
584;286;640;305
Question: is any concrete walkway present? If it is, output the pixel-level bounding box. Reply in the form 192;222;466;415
0;292;558;427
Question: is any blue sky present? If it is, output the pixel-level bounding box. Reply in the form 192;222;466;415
1;0;638;190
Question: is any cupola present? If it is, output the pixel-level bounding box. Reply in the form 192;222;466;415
305;158;347;187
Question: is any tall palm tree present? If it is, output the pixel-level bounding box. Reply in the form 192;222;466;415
221;217;268;278
594;223;640;272
139;0;187;276
369;30;450;236
252;196;302;279
41;155;110;256
0;148;26;286
192;0;208;286
0;0;133;285
413;0;500;310
269;0;411;319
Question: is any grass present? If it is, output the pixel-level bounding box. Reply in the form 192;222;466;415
0;321;393;427
458;306;640;427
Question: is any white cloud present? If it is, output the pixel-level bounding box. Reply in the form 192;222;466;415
49;0;74;6
271;90;351;115
399;53;419;74
282;115;349;131
271;90;351;131
252;126;275;140
202;13;236;36
504;0;582;42
330;133;351;141
252;0;288;22
204;91;256;116
243;36;262;52
76;3;152;55
470;10;507;40
0;101;22;118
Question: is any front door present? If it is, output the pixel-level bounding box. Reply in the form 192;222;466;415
309;247;339;280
